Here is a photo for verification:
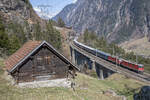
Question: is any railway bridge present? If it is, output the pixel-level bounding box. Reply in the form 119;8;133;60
70;43;116;80
70;42;150;83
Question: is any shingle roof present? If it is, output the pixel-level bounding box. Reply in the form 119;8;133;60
5;40;79;72
5;41;42;71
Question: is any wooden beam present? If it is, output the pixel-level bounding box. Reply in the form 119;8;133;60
32;59;35;81
16;67;19;84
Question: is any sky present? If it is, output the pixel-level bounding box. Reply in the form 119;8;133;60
29;0;77;18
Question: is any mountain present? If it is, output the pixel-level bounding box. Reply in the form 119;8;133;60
0;0;45;39
53;0;150;43
33;7;52;19
53;4;76;22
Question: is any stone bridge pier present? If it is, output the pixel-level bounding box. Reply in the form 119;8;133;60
70;46;115;79
92;60;115;80
71;47;92;68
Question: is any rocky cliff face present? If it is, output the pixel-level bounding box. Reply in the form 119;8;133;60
53;3;76;23
54;0;150;43
0;0;45;38
0;0;40;23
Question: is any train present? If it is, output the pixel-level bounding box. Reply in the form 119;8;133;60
73;39;144;74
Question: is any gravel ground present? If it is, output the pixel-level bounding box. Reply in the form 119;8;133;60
18;78;71;88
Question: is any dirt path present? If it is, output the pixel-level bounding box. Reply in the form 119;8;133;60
55;26;75;60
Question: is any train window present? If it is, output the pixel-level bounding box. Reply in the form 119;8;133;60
139;65;143;68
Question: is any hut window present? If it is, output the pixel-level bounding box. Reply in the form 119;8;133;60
37;56;43;66
45;56;51;64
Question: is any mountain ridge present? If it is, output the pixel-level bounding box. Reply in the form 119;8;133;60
53;3;76;22
53;0;150;43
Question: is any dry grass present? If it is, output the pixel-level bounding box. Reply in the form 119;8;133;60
120;37;150;57
0;58;147;100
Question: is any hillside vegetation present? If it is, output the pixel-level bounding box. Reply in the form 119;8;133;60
0;59;147;100
78;30;150;73
0;0;63;57
0;15;62;57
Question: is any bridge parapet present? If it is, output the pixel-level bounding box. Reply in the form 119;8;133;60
70;45;115;79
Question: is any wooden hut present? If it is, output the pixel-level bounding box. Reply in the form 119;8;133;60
5;41;79;83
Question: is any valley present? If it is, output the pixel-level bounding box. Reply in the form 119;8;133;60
0;0;149;100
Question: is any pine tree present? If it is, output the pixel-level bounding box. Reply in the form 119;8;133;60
46;20;62;49
57;17;65;27
16;26;27;44
0;17;9;49
83;29;90;43
34;22;42;41
9;34;21;55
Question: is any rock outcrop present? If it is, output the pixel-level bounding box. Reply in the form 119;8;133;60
134;86;150;100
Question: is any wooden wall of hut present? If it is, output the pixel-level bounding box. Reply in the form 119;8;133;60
11;46;70;83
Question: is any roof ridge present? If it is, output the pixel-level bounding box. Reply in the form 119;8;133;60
5;40;79;72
